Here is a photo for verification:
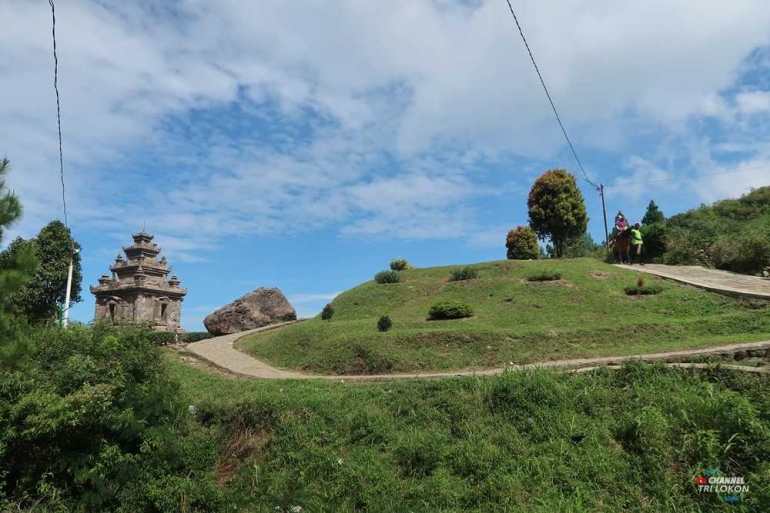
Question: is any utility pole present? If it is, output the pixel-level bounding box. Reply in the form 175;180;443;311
600;184;610;249
63;243;78;327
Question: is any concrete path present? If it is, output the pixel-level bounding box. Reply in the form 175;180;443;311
615;263;770;300
186;327;770;380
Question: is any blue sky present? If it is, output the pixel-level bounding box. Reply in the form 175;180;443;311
2;0;770;330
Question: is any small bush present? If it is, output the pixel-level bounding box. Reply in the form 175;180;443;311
389;258;411;271
321;303;334;320
182;332;212;343
637;276;645;288
449;266;479;281
506;226;540;260
375;270;402;284
624;284;663;295
377;315;393;332
527;270;562;282
428;301;474;320
145;330;176;345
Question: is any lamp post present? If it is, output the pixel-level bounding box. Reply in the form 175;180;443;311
63;246;79;327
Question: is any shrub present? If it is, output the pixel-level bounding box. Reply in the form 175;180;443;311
182;331;212;343
640;222;667;260
709;232;770;275
374;270;402;284
449;266;479;281
390;259;411;271
506;226;540;260
527;270;562;282
145;330;176;345
321;303;334;320
428;301;474;320
377;315;393;332
624;284;663;295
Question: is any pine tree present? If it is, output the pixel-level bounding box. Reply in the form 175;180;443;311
0;158;39;368
642;200;665;225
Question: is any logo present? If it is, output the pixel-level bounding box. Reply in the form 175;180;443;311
694;468;749;503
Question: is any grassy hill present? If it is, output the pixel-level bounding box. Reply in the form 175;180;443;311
168;358;770;511
237;259;770;375
662;185;770;274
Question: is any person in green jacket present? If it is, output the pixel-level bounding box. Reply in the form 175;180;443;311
630;222;644;265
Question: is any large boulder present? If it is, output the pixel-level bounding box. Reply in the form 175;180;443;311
204;287;296;335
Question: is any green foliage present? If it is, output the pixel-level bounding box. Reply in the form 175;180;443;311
449;266;479;281
0;158;39;369
642;200;666;225
377;315;392;332
321;303;334;321
0;324;222;511
389;258;412;271
374;270;402;284
527;270;562;282
527;169;589;258
624;284;663;295
428;301;474;320
505;225;540;260
182;331;212;343
0;221;83;324
662;186;770;274
562;232;603;259
640;222;667;261
168;360;770;511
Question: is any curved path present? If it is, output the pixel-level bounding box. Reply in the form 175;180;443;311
615;263;770;300
186;326;770;381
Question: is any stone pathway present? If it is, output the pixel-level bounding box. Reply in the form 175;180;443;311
186;327;770;380
615;263;770;300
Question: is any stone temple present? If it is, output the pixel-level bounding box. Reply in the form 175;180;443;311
91;232;187;329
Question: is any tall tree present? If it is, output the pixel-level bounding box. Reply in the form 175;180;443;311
4;221;82;324
527;169;589;258
0;158;38;368
642;200;665;225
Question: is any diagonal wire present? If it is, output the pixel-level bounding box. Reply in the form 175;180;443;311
49;0;68;228
503;0;600;191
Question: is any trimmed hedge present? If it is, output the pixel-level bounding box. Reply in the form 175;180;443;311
390;259;412;271
377;315;393;332
428;301;474;320
527;270;562;282
375;270;402;284
145;331;212;345
624;284;663;296
449;266;479;281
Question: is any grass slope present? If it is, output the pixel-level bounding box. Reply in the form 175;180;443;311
237;259;770;375
170;358;770;512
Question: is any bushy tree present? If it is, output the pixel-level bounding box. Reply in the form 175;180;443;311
562;233;602;259
527;169;589;258
0;158;38;368
1;220;82;324
642;200;665;225
506;226;539;260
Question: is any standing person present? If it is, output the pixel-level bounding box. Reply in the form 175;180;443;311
630;222;644;265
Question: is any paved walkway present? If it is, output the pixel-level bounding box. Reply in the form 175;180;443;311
615;263;770;300
186;327;770;380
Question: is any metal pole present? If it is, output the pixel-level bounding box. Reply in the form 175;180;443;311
600;184;610;249
63;253;73;327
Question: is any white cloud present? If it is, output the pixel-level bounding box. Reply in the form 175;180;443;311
2;0;770;257
736;90;770;114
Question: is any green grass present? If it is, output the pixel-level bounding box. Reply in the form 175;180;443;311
237;259;770;375
168;357;770;512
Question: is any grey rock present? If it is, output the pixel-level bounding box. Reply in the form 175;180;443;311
204;287;296;335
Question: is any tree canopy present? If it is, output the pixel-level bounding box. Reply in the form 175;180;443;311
642;200;665;225
0;221;82;325
527;169;589;258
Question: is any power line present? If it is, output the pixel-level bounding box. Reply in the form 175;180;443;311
49;0;68;228
603;165;770;188
503;0;599;191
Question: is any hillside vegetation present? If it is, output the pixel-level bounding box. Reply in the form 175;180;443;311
237;259;770;375
662;185;770;274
